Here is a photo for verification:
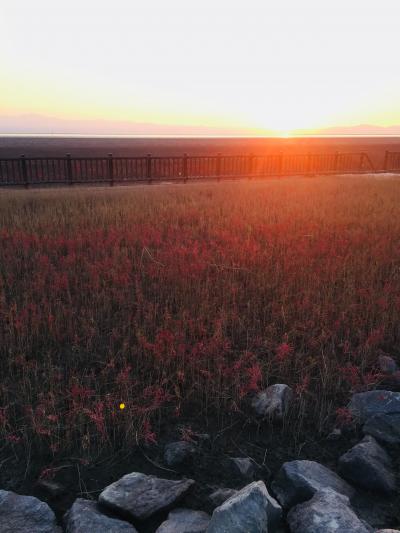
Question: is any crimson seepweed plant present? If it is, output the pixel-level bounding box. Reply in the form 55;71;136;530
0;176;399;457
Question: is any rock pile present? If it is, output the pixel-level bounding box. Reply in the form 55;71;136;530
1;386;399;532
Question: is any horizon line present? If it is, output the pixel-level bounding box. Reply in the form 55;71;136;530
1;133;400;139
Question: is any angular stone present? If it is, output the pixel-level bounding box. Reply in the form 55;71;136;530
252;384;293;419
64;498;137;532
348;390;400;423
229;457;257;481
98;472;195;520
0;490;61;533
155;508;210;532
287;489;371;533
210;485;281;531
264;490;283;531
271;460;354;508
363;413;400;444
378;355;398;375
164;441;196;467
338;436;396;493
37;480;65;498
208;481;281;533
208;488;238;507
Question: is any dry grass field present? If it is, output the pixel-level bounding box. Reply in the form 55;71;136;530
1;175;400;462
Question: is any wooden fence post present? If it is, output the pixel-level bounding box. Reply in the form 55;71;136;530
20;154;28;188
216;153;221;180
359;152;365;172
306;152;311;174
278;152;283;176
333;151;339;172
249;153;254;179
146;153;152;183
183;153;188;183
108;153;114;186
383;150;389;171
66;153;73;185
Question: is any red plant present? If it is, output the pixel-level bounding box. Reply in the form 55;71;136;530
335;407;353;428
1;179;399;457
275;343;294;363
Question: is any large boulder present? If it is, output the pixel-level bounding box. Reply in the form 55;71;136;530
338;436;396;493
363;413;400;444
64;498;136;532
208;481;282;533
252;384;293;419
164;441;197;467
0;490;60;533
348;390;400;423
155;508;210;532
98;472;194;520
287;489;372;533
271;460;354;508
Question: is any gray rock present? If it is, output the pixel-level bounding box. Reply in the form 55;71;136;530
208;481;276;533
0;489;61;533
37;480;65;498
229;457;257;481
326;428;342;441
98;472;195;520
348;390;400;423
252;384;293;419
271;460;354;508
338;436;396;493
164;441;197;467
209;488;238;507
351;491;397;530
287;489;372;533
378;355;398;375
264;490;283;531
363;413;400;444
155;508;210;532
375;530;400;532
64;498;137;532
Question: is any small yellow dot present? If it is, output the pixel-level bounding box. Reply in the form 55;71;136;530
119;403;125;410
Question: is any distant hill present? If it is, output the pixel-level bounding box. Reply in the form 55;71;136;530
1;114;400;137
314;124;400;136
0;114;265;137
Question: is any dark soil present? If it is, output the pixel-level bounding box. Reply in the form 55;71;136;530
1;413;399;532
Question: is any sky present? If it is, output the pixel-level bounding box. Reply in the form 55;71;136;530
1;0;400;135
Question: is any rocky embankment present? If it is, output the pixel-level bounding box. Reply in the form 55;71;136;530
1;357;400;532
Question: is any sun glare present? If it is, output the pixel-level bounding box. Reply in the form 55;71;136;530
1;0;400;133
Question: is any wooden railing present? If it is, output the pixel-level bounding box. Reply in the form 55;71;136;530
0;150;395;188
383;150;400;172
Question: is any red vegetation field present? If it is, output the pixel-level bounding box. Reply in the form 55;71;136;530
1;176;400;460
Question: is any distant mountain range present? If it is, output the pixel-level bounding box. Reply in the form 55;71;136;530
0;114;264;136
313;124;400;136
1;114;400;136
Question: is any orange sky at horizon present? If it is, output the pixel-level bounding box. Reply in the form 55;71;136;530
1;0;400;136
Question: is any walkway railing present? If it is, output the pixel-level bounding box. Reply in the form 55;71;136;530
383;150;400;172
0;150;396;188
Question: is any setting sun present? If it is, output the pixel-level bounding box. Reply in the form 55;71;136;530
1;0;400;135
